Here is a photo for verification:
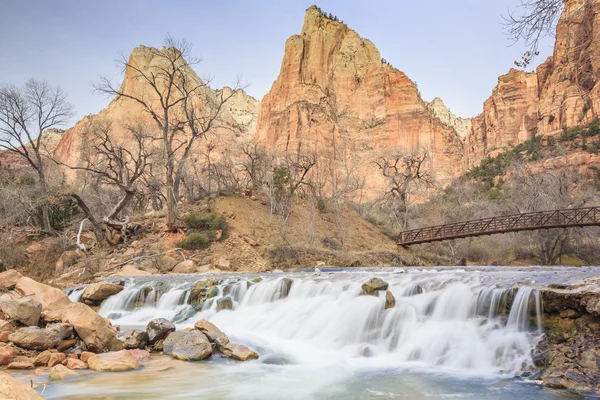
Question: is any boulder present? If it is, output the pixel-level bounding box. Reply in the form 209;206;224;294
14;277;71;311
62;302;123;352
55;250;81;274
172;306;196;324
146;318;175;345
7;361;34;370
0;319;18;334
9;326;63;350
34;350;56;366
65;358;87;370
49;364;79;380
80;351;94;363
172;260;197;274
216;296;233;311
157;256;178;273
162;331;187;355
362;278;389;295
127;349;150;361
46;323;74;340
87;350;139;372
48;353;66;367
81;283;124;305
0;347;13;366
171;330;212;361
119;330;148;349
0;370;44;399
214;257;231;270
385;291;396;309
220;343;259;361
57;339;78;352
0;270;22;291
41;309;64;324
194;320;230;347
0;296;41;326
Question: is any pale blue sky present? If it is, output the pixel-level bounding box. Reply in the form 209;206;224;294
0;0;555;124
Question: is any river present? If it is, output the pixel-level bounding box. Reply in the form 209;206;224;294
26;266;600;399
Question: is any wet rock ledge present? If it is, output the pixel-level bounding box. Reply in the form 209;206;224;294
538;278;600;397
0;269;258;398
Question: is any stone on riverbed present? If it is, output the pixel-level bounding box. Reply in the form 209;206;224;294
171;330;212;361
194;320;229;347
0;370;44;399
385;291;395;309
216;296;233;311
146;318;176;345
220;342;259;361
81;283;124;306
48;353;66;367
361;278;389;295
14;277;71;311
62;302;123;352
162;331;187;356
49;364;79;380
119;329;149;349
87;350;140;372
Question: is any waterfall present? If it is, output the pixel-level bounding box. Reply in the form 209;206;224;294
97;269;546;376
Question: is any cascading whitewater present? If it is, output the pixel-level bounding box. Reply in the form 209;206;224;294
96;269;545;376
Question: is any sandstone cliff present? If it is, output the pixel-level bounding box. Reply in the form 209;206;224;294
466;0;599;168
53;45;257;173
255;6;465;194
426;98;472;139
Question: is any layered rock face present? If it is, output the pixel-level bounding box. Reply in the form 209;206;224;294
465;69;540;167
53;45;258;173
255;6;464;192
466;0;599;168
426;98;472;139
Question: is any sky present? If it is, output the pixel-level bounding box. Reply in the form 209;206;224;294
0;0;556;125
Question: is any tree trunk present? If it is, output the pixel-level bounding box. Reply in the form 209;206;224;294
37;169;53;234
166;164;177;228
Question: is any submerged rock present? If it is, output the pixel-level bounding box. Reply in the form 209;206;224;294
171;330;212;361
81;283;124;306
217;296;233;311
385;291;395;309
49;364;79;380
220;343;258;361
146;318;176;345
361;278;389;295
87;350;140;372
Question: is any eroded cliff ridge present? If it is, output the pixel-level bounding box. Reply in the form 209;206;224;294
254;5;465;190
53;45;259;172
466;0;599;167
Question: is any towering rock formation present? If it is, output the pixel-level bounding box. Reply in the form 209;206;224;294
466;0;599;167
255;6;464;192
465;69;539;167
426;98;472;139
537;0;599;133
53;46;258;170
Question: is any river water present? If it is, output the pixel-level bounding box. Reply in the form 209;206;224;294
30;266;600;399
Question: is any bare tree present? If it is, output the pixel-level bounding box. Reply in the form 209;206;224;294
375;149;433;233
95;35;239;229
0;79;73;233
503;0;564;67
54;120;153;245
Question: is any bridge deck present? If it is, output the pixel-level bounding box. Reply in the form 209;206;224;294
398;207;600;246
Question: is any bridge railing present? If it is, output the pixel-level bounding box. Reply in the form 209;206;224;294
399;206;600;246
